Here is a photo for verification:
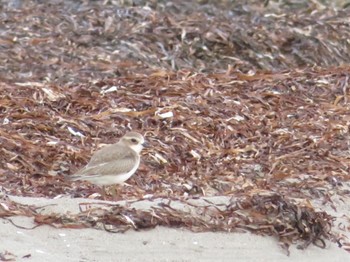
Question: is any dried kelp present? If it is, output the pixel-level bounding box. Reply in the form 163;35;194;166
2;192;335;254
0;0;349;84
1;67;349;201
3;194;330;255
0;193;37;218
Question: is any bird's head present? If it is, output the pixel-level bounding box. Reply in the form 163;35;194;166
120;132;146;153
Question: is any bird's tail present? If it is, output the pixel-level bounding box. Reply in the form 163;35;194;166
65;170;85;181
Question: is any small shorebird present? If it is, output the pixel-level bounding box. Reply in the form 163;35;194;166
68;132;145;186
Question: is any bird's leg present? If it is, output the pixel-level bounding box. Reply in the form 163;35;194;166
100;186;108;200
111;186;118;201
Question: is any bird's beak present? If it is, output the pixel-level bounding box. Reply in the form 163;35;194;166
142;142;150;148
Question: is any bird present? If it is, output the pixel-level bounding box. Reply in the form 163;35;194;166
68;132;146;186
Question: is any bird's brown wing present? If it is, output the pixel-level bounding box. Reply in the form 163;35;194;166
71;148;138;179
75;156;137;178
87;143;131;166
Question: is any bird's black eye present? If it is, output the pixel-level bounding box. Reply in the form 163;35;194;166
131;138;138;143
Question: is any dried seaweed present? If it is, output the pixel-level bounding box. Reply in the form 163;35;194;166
0;193;335;255
1;68;349;200
0;0;350;84
0;193;37;218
